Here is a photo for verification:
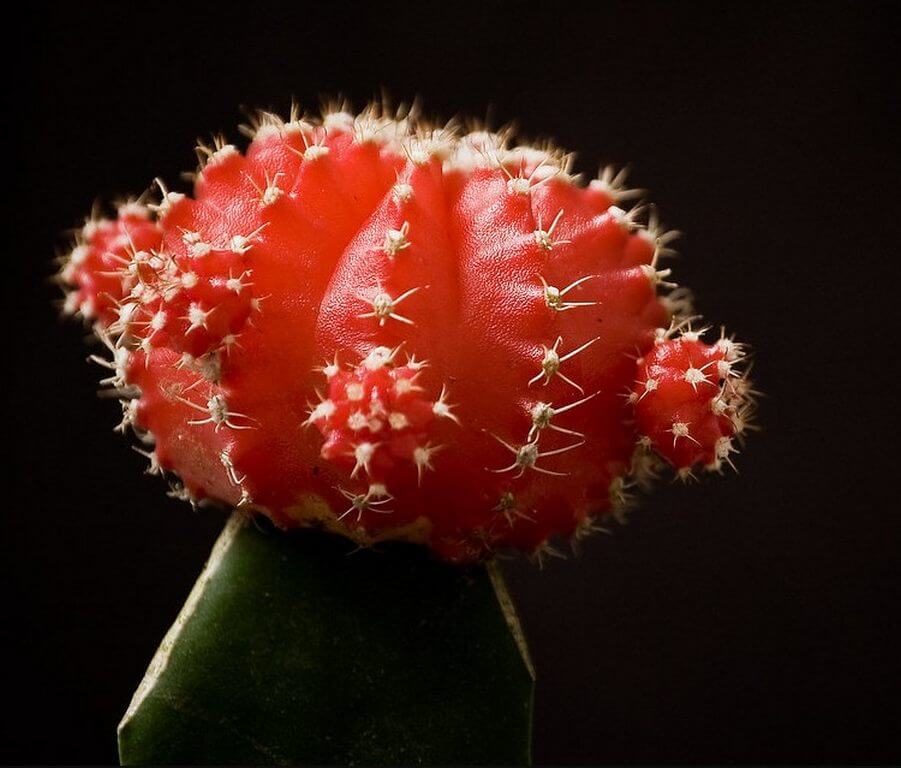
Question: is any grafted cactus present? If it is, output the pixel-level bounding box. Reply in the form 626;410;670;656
59;103;755;563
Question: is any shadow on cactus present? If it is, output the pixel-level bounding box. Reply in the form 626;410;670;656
56;99;757;765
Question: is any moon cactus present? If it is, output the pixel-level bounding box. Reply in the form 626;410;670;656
59;103;756;563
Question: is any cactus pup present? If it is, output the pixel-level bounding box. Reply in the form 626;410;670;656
59;102;755;564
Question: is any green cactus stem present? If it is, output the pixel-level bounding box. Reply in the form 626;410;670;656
118;513;534;765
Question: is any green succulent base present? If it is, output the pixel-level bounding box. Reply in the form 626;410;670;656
118;513;535;765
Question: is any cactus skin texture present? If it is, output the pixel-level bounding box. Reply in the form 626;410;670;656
59;103;756;563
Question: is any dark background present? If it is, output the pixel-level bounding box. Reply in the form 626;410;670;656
5;2;897;764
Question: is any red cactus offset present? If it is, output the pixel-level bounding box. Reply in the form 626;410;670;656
59;103;756;563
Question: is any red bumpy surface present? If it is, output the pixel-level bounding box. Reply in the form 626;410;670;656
59;105;756;562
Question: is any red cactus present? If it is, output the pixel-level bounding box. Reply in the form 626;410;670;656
630;328;753;481
60;203;163;325
59;104;755;563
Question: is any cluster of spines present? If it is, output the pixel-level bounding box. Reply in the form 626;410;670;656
57;203;162;324
630;321;756;481
235;101;583;183
303;345;459;517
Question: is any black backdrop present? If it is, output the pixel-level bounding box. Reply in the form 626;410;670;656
5;2;897;764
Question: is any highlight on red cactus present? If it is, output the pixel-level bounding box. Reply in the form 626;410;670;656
57;102;757;563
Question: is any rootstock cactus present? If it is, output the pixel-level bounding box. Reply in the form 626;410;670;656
59;102;756;563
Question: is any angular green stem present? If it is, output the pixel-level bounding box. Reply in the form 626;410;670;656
118;513;534;765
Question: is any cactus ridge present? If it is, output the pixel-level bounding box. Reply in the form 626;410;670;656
59;101;756;563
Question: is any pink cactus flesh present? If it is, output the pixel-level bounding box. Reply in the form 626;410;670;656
59;104;756;563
